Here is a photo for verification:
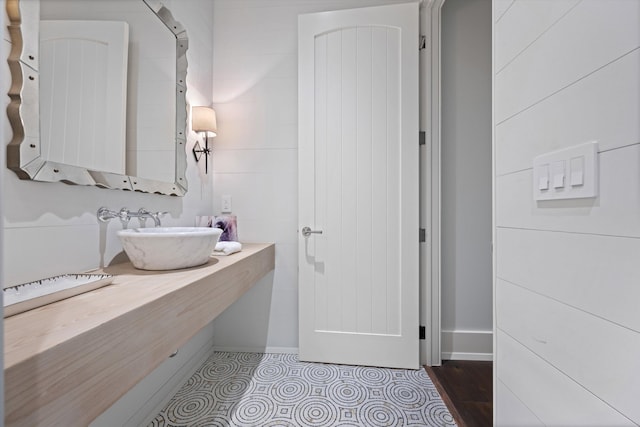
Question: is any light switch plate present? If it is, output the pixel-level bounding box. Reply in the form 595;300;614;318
221;195;232;213
533;141;598;201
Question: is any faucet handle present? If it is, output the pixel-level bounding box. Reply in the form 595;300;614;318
150;211;168;227
118;208;131;229
136;208;154;227
97;207;117;223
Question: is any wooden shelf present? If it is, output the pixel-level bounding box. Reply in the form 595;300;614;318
4;243;275;427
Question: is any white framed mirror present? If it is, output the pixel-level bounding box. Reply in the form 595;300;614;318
6;0;189;196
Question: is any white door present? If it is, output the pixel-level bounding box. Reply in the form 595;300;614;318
298;2;420;370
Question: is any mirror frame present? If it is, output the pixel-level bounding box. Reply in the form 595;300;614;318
6;0;189;196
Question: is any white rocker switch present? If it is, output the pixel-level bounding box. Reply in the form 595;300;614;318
552;161;565;189
570;156;584;186
538;164;550;190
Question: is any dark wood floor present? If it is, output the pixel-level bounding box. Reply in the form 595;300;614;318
425;360;493;427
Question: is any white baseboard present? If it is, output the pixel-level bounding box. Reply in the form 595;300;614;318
213;346;299;355
441;330;493;361
442;351;493;361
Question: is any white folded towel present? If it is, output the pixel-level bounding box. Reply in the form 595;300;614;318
213;241;242;256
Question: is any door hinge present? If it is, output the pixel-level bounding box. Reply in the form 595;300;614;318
419;228;426;242
419;35;427;50
419;326;426;340
419;131;426;146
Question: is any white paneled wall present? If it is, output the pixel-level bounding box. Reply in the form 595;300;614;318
495;0;640;124
494;0;640;424
210;0;411;352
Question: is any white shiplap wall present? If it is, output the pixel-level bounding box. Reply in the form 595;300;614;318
494;0;640;425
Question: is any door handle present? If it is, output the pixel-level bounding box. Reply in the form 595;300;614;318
301;226;323;237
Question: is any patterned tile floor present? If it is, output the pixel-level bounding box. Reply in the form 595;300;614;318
150;352;456;427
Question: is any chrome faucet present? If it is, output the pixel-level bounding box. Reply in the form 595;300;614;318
97;206;120;224
97;207;167;228
118;208;132;228
135;208;166;227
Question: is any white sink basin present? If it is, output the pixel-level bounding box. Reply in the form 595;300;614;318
117;227;222;270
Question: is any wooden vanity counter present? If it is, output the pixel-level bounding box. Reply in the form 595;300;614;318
4;243;275;427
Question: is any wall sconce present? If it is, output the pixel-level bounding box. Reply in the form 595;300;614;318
192;106;217;174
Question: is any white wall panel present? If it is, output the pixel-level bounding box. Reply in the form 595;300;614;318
210;152;297;227
496;330;635;426
4;226;101;287
495;0;640;424
212;54;297;85
212;79;298;150
494;0;579;72
497;227;640;334
496;50;640;176
497;280;640;424
497;145;640;239
495;0;640;123
234;219;297;248
493;0;513;23
212;172;295;223
495;379;543;427
211;148;297;179
211;273;299;351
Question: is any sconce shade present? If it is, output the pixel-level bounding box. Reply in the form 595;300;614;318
192;106;217;136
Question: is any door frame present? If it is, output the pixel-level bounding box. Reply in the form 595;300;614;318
420;0;445;367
